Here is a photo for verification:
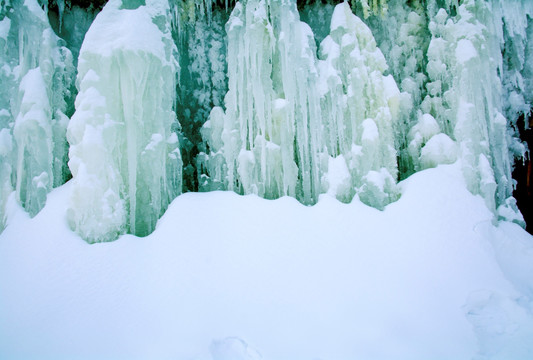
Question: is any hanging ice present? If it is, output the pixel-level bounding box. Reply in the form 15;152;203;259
420;0;526;218
362;1;430;177
0;0;74;230
318;2;400;209
200;0;323;204
67;0;182;243
176;4;228;192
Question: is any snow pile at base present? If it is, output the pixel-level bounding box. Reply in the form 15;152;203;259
1;162;533;360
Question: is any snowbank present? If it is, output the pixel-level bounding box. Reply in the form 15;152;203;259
0;162;532;359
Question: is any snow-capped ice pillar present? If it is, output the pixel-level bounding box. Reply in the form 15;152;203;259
201;0;323;204
318;2;400;209
0;0;74;227
67;0;182;243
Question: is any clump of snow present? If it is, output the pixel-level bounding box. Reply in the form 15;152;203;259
455;38;477;64
210;337;262;360
419;133;458;170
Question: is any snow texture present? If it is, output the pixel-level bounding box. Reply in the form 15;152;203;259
1;163;532;359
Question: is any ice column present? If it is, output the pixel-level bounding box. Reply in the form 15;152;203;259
318;2;400;209
421;0;519;217
67;0;182;243
200;0;323;204
0;0;74;230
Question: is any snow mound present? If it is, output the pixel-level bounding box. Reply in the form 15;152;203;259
0;163;532;360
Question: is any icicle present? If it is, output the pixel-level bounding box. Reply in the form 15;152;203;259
201;0;323;204
57;0;65;32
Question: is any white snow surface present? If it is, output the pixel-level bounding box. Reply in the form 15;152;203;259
1;162;533;360
80;0;166;59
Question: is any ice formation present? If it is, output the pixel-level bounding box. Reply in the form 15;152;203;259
175;3;228;192
200;1;400;208
1;0;533;240
420;0;532;218
66;0;181;242
199;0;324;204
0;0;74;229
317;2;400;208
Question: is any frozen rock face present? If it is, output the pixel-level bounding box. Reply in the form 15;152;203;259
318;2;400;209
67;0;182;243
0;0;74;229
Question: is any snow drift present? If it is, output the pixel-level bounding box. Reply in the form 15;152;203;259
1;163;533;359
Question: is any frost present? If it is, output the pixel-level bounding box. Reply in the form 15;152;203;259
177;6;228;192
362;1;430;177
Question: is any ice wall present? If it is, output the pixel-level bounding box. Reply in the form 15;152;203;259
2;0;532;238
200;1;401;209
0;0;74;230
67;0;182;243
